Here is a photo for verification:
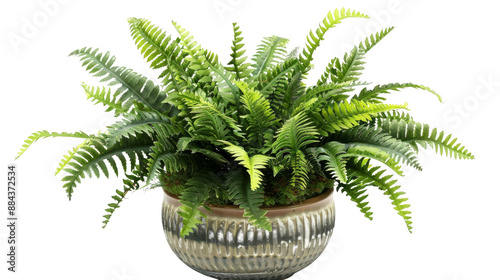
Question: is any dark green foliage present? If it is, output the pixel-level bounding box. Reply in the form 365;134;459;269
17;10;473;235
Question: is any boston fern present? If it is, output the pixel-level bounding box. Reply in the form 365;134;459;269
17;8;473;237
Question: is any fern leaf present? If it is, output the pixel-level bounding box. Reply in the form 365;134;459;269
172;21;214;90
272;112;319;189
146;131;200;184
330;46;366;84
226;23;252;80
82;84;127;115
102;169;145;228
312;99;408;134
106;111;179;146
307;141;347;182
16;130;90;160
257;58;300;97
337;183;373;220
128;18;191;93
353;83;442;103
178;170;220;237
236;81;277;147
377;119;474;159
347;158;412;232
359;26;395;52
344;145;404;176
69;47;175;115
251;36;289;77
61;136;152;200
332;125;422;170
300;8;369;71
226;168;271;231
220;141;272;191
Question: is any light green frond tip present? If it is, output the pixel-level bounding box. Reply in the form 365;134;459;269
220;141;272;190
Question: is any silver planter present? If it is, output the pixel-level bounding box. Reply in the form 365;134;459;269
162;188;335;280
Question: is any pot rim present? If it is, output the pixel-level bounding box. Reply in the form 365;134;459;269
163;187;334;218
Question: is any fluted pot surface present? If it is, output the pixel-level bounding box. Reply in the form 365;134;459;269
162;188;336;280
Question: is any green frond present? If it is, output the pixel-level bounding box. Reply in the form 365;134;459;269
128;18;191;93
169;90;241;141
344;144;404;176
220;141;272;191
102;172;142;228
272;112;319;188
172;21;213;89
176;137;228;165
332;125;422;170
377;118;474;159
300;8;369;72
237;81;277;148
178;170;221;237
337;183;373;220
226;23;252;80
359;26;395;52
106;111;179;146
226;168;271;230
311;99;409;134
55;139;91;175
280;70;306;118
353;83;442;103
257;58;300;97
252;36;289;77
330;46;366;84
61;136;152;200
316;27;393;86
146;132;200;184
304;148;327;178
207;59;240;105
347;158;412;232
82;84;127;116
308;141;347;182
69;47;176;115
16;130;90;160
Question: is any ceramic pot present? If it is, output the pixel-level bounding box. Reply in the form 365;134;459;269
162;188;335;280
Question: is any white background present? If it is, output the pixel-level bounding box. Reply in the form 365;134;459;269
1;0;499;279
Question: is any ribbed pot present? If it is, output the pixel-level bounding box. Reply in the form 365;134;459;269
162;188;335;280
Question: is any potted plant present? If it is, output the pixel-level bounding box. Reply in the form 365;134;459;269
17;8;473;280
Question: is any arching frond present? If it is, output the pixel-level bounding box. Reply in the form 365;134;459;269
69;47;175;115
300;8;369;72
106;111;179;146
16;130;90;160
82;84;127;116
337;182;373;220
308;141;347;182
332;125;422;170
178;170;221;237
344;145;404;176
61;136;152;200
353;83;442;103
128;17;191;93
376;118;474;159
102;171;143;228
226;168;271;231
347;158;412;232
312;99;409;134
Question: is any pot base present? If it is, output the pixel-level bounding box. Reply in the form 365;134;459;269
189;265;295;280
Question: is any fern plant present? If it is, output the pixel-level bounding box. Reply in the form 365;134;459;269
17;9;473;236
